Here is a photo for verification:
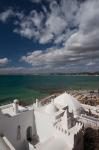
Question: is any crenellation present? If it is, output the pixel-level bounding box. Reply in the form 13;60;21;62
1;91;97;150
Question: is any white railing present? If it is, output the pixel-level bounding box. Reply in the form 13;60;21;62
2;136;16;150
29;142;35;150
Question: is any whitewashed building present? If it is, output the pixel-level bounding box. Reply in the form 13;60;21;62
0;92;85;150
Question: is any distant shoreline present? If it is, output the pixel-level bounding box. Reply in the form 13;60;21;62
0;74;99;76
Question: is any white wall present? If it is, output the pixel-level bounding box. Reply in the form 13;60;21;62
0;110;36;150
54;128;74;149
34;110;55;142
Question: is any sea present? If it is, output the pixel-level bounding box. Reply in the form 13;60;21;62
0;75;99;105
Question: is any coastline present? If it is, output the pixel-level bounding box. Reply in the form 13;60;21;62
0;75;99;105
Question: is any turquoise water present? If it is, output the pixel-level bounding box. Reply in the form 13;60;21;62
0;75;99;105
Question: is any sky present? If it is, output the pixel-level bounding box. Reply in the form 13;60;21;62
0;0;99;74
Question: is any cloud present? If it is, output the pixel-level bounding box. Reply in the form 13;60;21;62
14;10;44;40
39;8;67;43
21;46;73;66
60;0;79;22
12;0;79;45
0;0;99;73
19;0;99;73
86;62;95;66
66;0;99;50
0;67;31;74
13;0;68;44
0;1;77;44
0;58;10;66
0;9;15;23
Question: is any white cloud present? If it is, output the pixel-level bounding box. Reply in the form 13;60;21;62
66;0;99;50
39;33;54;44
0;9;15;23
13;0;68;44
21;46;73;66
39;1;68;44
0;0;99;73
86;62;95;66
14;10;44;40
60;0;79;22
0;67;32;74
0;58;9;66
45;14;67;35
19;0;99;72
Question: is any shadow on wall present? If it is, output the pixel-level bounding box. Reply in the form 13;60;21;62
26;112;39;145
